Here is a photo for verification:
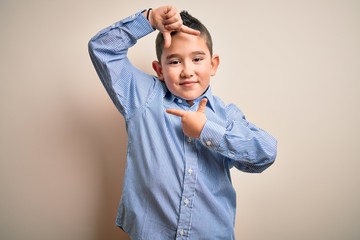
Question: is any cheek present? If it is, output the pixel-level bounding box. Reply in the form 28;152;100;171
162;71;177;86
163;68;179;80
199;66;213;78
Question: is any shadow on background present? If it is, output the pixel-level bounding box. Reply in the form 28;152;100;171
63;93;131;240
92;115;130;240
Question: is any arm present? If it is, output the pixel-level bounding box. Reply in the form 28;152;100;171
88;11;155;118
200;104;277;173
167;102;277;173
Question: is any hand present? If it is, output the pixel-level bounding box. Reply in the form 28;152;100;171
166;98;208;138
147;6;200;48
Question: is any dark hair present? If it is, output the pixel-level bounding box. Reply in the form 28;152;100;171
155;11;213;62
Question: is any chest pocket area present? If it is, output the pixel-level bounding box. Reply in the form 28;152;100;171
197;143;230;191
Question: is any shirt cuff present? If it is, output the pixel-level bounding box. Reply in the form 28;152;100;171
199;120;226;150
120;10;155;39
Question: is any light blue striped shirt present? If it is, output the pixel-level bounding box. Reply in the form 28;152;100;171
88;10;277;240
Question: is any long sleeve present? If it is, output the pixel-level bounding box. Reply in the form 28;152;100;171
88;11;156;118
200;103;277;173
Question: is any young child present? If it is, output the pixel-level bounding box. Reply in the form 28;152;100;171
89;5;277;240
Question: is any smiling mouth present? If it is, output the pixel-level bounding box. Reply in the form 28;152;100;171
180;81;197;86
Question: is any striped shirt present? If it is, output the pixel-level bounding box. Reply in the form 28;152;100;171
88;10;277;240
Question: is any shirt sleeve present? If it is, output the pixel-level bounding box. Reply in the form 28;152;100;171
88;11;156;119
199;104;277;173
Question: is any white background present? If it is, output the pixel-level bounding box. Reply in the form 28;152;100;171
1;0;359;239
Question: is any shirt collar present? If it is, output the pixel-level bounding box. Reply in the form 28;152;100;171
164;85;216;113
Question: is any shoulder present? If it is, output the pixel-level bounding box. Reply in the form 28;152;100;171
211;95;245;121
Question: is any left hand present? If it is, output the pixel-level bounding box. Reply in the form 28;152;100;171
166;98;208;138
148;6;200;48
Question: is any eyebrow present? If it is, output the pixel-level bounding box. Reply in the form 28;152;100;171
165;51;207;60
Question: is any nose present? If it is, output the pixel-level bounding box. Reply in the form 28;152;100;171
180;62;194;78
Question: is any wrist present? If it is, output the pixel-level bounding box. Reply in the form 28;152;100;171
143;8;154;28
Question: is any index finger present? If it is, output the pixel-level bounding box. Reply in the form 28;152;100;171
179;25;200;36
166;108;185;117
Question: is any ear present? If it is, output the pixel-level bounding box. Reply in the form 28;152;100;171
152;60;164;81
210;54;220;76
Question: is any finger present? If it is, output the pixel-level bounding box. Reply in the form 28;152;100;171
166;108;185;117
164;21;182;31
180;25;200;36
163;31;172;48
197;98;208;113
162;11;181;25
163;6;177;19
163;16;181;26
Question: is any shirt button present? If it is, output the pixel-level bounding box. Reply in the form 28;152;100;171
187;168;193;175
184;198;190;206
177;99;183;103
179;229;185;236
206;140;212;146
187;137;192;143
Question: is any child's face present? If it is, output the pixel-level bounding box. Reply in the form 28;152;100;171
152;32;219;105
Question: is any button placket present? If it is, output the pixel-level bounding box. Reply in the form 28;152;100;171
176;135;198;239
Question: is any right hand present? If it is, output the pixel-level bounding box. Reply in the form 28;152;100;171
147;6;200;48
166;98;208;138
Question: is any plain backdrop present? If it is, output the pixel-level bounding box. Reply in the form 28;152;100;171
1;0;359;239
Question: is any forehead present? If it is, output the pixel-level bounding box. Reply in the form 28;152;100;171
161;32;210;58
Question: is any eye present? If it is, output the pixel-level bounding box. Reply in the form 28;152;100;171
193;57;203;63
168;59;181;65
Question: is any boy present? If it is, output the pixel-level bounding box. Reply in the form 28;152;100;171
89;5;277;240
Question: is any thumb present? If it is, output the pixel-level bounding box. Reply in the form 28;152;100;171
197;98;208;113
163;31;172;48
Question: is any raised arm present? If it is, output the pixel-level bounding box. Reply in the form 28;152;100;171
88;10;156;118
